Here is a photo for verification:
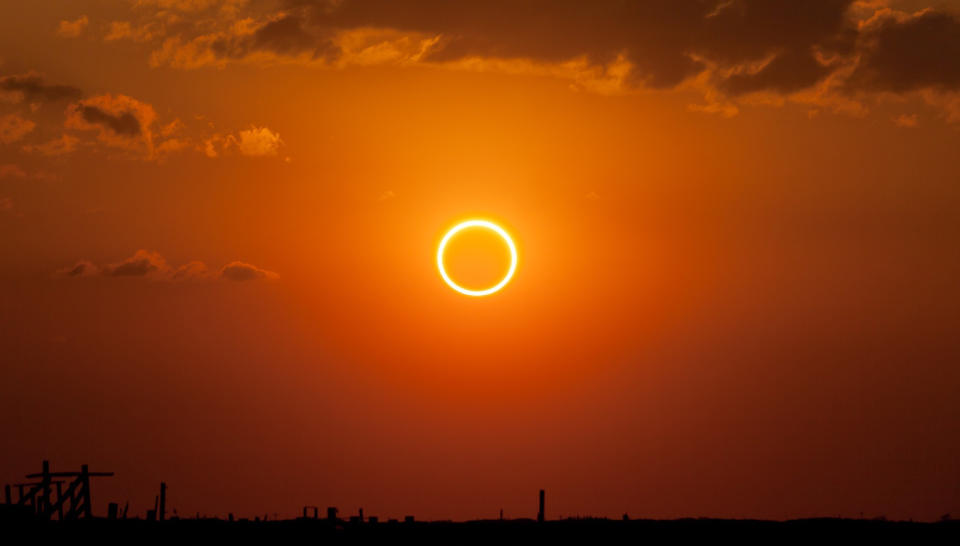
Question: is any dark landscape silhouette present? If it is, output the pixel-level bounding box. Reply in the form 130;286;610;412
3;460;958;544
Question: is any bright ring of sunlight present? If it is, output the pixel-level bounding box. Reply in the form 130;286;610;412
437;220;518;297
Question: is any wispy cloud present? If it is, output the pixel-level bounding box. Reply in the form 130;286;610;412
0;114;36;143
57;15;89;38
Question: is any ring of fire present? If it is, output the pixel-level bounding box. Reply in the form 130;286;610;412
437;219;518;297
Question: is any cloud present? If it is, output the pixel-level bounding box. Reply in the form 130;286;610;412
160;119;184;137
22;134;80;156
156;137;189;155
849;8;960;94
201;135;224;157
170;260;211;281
219;261;279;281
66;94;152;138
201;125;286;158
65;94;158;157
892;113;918;127
144;1;857;90
102;249;170;277
720;49;837;96
75;104;143;136
136;0;237;12
121;1;960;123
105;21;163;42
0;67;285;161
236;125;283;156
57;15;89;38
0;114;36;144
378;189;396;201
2;80;281;161
56;260;99;277
919;89;960;124
59;250;277;282
0;164;27;179
0;73;82;104
0;163;54;181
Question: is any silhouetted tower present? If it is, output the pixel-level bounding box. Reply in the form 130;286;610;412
537;489;545;523
327;506;338;523
159;482;167;521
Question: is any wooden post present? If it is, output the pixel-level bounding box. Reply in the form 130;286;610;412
80;465;92;518
56;481;64;520
40;460;51;519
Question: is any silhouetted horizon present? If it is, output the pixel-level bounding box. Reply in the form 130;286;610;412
4;460;958;527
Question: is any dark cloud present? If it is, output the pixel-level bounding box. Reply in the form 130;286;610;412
252;14;330;56
280;0;857;89
0;74;82;103
849;10;960;93
77;105;142;136
209;13;338;61
132;1;960;117
722;49;834;96
57;260;99;277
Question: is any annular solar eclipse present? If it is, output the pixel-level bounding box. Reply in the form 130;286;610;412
437;219;517;297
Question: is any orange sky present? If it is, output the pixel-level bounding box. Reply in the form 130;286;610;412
2;0;960;521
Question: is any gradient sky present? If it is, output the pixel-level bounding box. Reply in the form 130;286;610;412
2;0;960;522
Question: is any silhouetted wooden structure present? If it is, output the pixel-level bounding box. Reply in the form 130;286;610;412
5;460;114;520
